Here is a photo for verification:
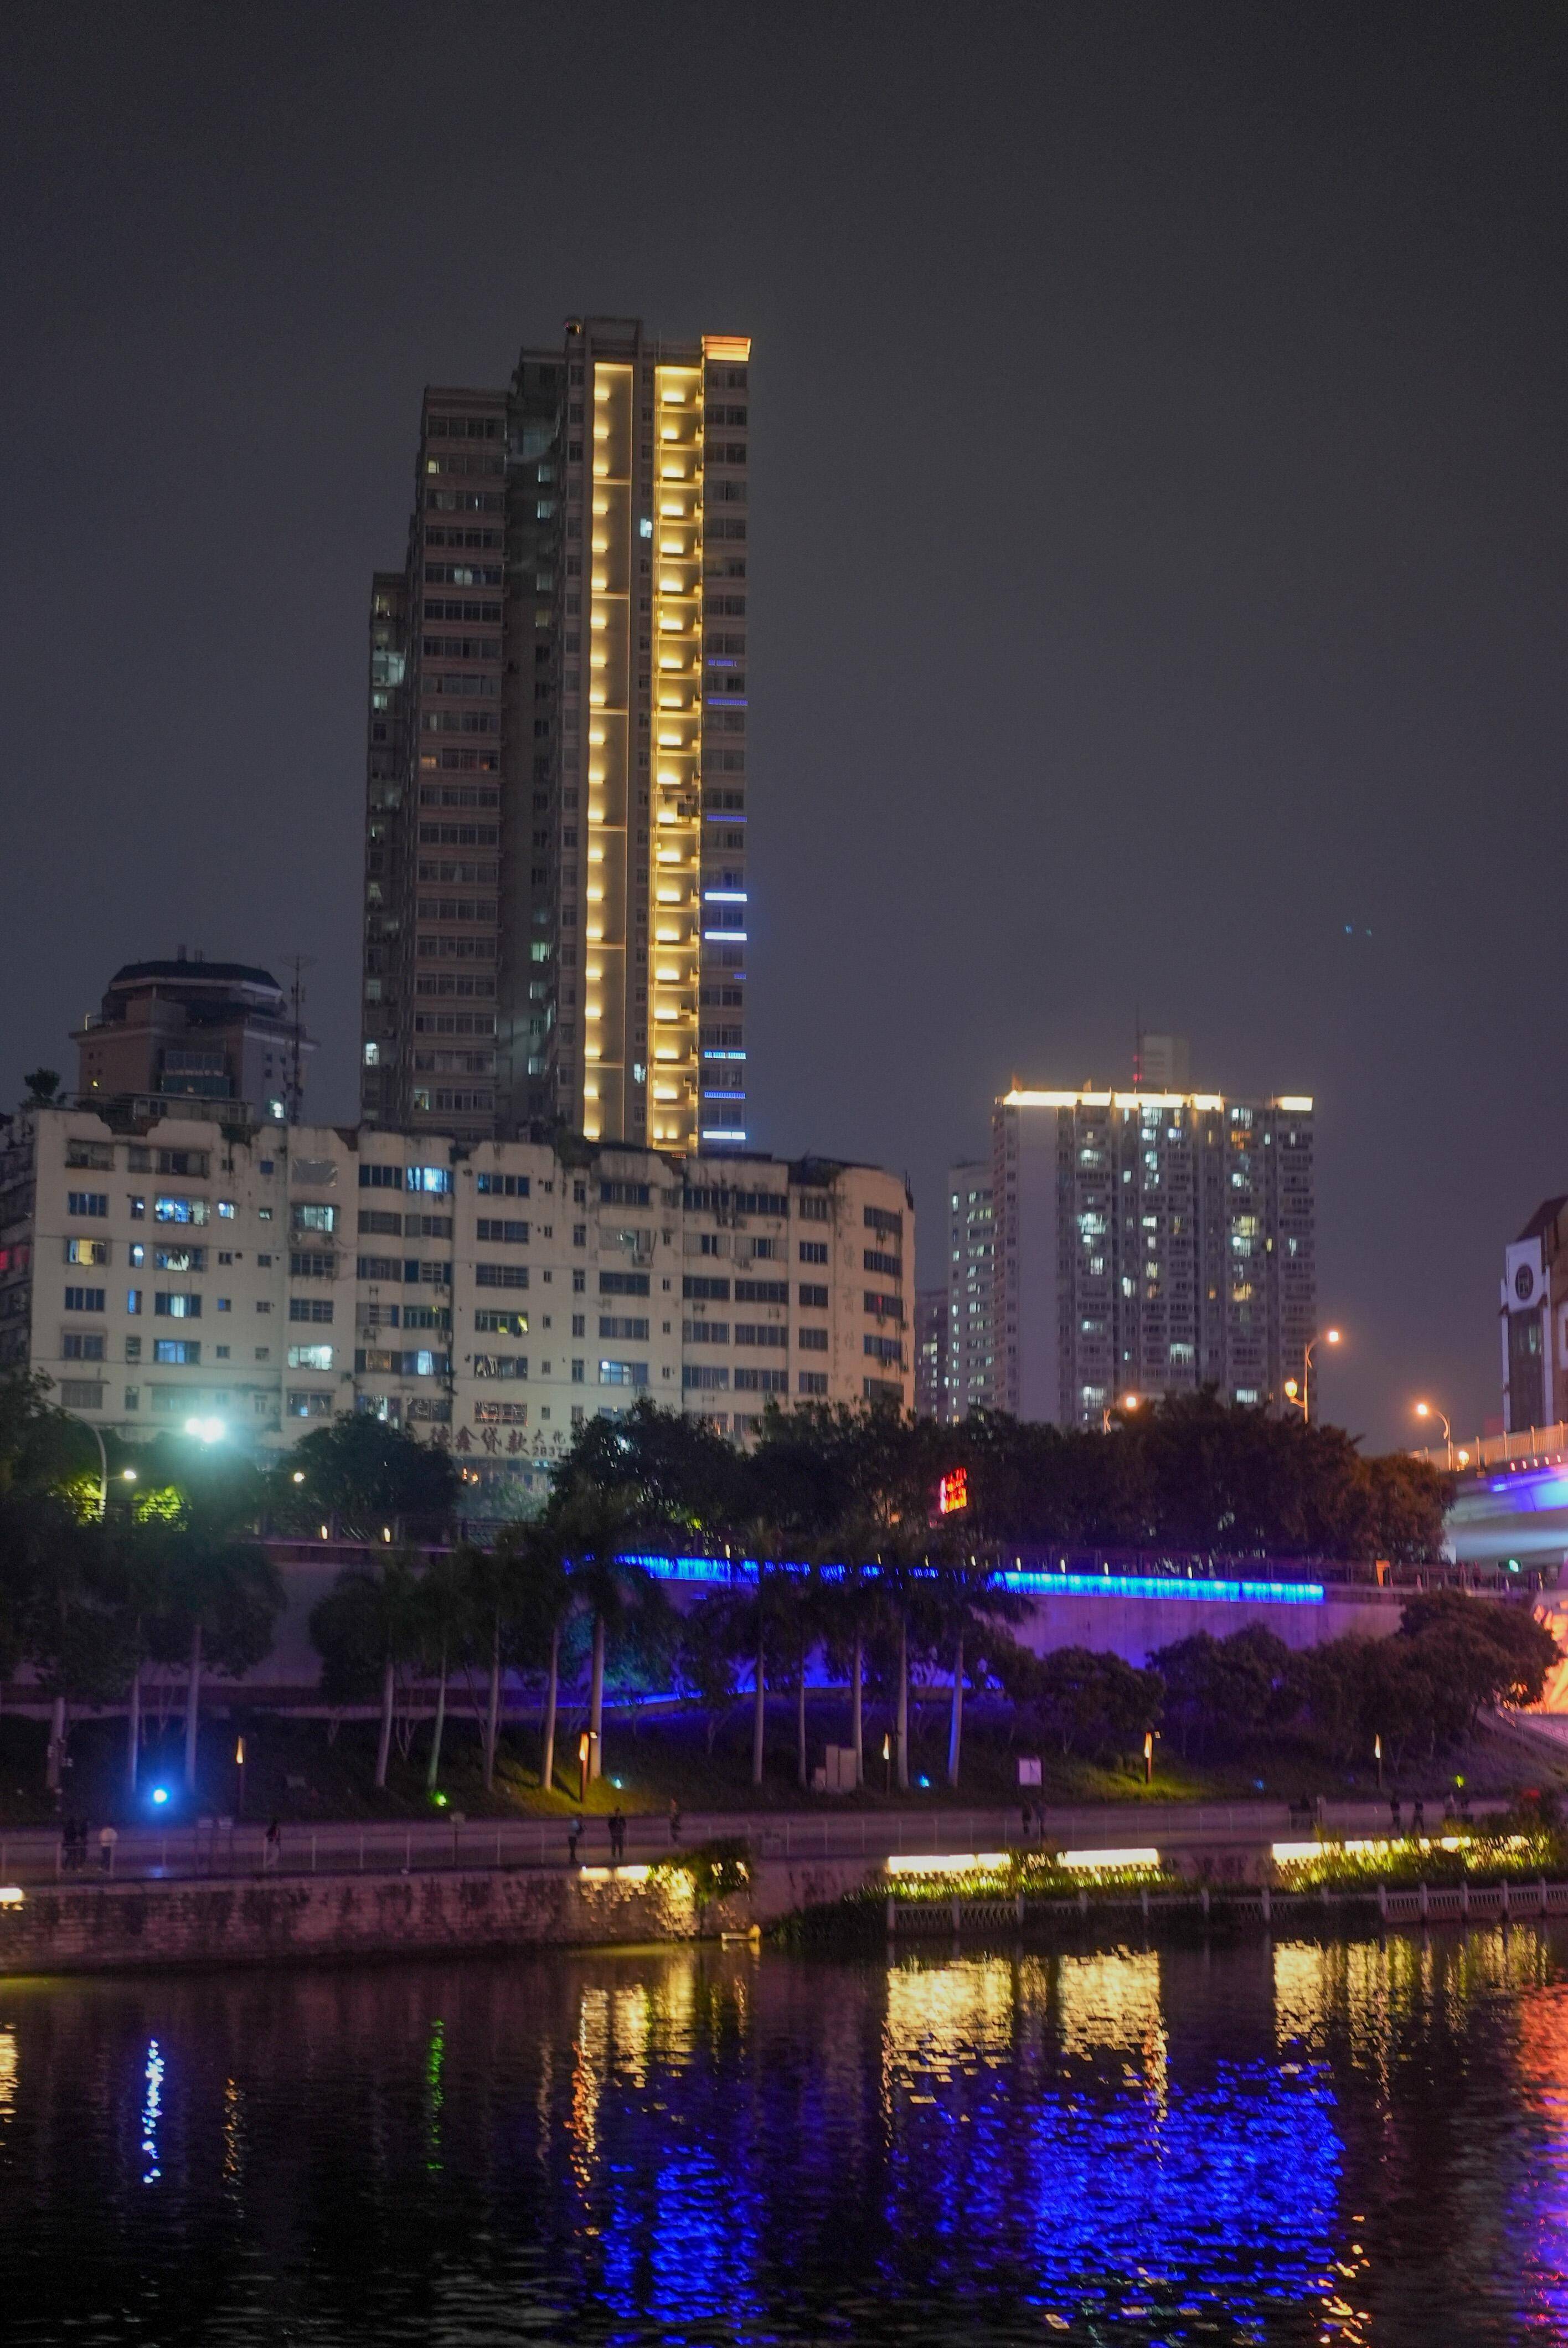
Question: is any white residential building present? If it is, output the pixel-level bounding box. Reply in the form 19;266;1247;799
0;1107;912;1497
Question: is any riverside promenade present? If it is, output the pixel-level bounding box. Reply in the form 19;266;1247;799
0;1795;1505;1890
0;1795;1518;1978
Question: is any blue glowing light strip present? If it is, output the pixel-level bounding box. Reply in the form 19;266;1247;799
999;1571;1325;1604
616;1554;1324;1603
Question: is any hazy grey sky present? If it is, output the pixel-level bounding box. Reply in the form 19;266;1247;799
4;2;1565;1448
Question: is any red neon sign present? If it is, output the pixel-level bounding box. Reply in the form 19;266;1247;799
937;1468;969;1516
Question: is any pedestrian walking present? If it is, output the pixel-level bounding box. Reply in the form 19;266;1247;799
1020;1800;1033;1844
264;1819;281;1872
669;1799;683;1845
610;1806;626;1861
1390;1795;1402;1834
1443;1791;1457;1824
1413;1797;1426;1836
568;1816;582;1867
97;1822;118;1875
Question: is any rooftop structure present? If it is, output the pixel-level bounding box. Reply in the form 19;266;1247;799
71;952;312;1120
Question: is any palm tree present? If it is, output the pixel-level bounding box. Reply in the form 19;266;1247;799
455;1536;529;1793
779;1551;830;1791
826;1511;881;1789
416;1546;468;1794
555;1482;649;1785
108;1516;177;1796
309;1549;422;1791
517;1519;572;1798
729;1518;792;1789
934;1552;1022;1788
165;1530;282;1793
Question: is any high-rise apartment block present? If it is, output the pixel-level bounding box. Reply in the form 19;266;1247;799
360;318;752;1158
914;1287;946;1419
0;1105;910;1492
993;1085;1316;1427
945;1159;997;1420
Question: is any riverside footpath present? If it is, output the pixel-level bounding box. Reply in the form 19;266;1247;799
0;1796;1513;1976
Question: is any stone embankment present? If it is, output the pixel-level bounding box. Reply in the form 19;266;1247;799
0;1855;879;1976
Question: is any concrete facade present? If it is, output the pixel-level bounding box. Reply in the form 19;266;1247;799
993;1086;1317;1428
0;1107;914;1486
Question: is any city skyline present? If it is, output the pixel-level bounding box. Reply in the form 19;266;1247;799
5;8;1568;1448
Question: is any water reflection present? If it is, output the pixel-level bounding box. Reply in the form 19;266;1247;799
1;1929;1567;2341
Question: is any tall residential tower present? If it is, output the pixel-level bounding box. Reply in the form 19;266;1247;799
994;1084;1316;1427
361;319;752;1156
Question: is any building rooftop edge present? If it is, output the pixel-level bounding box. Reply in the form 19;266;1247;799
1000;1088;1313;1113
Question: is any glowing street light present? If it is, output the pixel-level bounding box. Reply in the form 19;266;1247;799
1101;1393;1141;1434
184;1417;226;1443
1286;1327;1341;1424
1415;1399;1451;1445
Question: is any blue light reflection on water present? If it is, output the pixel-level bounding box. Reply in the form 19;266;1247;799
11;1935;1568;2342
546;1954;1347;2341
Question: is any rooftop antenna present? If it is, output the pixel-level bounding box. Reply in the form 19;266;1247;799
280;952;314;1124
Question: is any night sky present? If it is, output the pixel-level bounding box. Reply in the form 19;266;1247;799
4;3;1565;1450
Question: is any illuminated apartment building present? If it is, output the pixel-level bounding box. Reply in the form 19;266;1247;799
0;1108;910;1487
993;1084;1316;1427
945;1158;997;1420
360;318;752;1155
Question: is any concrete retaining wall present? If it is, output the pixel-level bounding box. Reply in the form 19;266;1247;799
0;1855;890;1976
0;1865;712;1975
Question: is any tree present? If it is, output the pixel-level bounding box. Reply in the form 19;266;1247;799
554;1480;652;1783
103;1513;178;1795
556;1398;746;1539
929;1556;1022;1786
126;1432;275;1792
25;1509;135;1791
277;1415;458;1534
1038;1647;1113;1758
310;1549;424;1789
456;1534;534;1791
505;1517;573;1798
676;1592;745;1753
159;1530;282;1791
22;1068;60;1105
726;1518;794;1788
415;1546;468;1793
1399;1590;1559;1729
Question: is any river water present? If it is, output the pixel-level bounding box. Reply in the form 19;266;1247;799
3;1927;1568;2344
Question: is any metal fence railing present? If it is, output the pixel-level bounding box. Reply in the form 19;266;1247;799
0;1796;1509;1891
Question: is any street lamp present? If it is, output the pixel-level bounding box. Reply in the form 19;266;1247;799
1101;1392;1141;1434
1415;1400;1451;1448
1286;1327;1341;1424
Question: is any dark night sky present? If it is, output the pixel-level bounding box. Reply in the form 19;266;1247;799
3;3;1566;1450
